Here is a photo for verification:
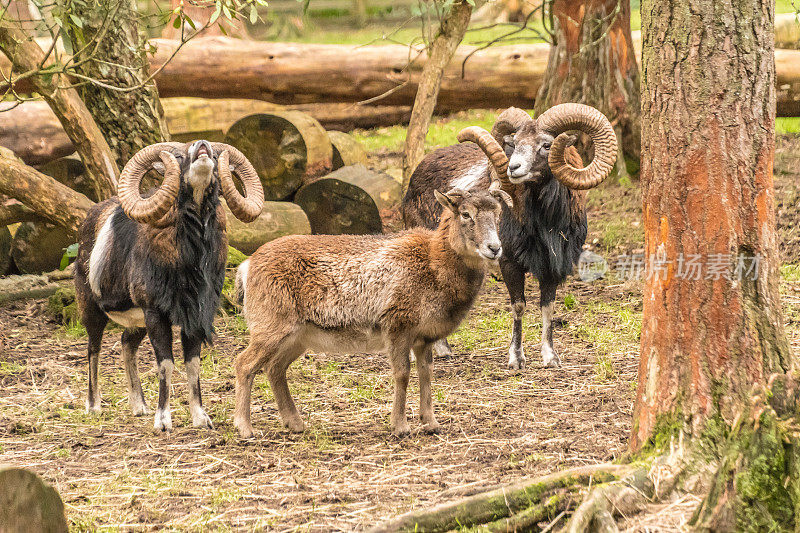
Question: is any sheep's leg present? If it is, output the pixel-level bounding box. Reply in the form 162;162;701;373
233;343;262;438
540;281;561;368
266;340;306;433
146;311;174;432
414;342;439;433
182;331;213;429
121;327;148;416
389;339;412;436
234;330;303;437
500;259;527;370
84;302;108;414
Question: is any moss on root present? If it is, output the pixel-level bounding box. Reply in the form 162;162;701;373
46;287;78;326
691;376;800;531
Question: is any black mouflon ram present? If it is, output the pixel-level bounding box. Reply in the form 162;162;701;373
402;103;617;369
74;140;263;431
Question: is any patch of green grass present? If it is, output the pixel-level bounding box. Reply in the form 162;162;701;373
599;219;640;252
563;293;578;311
0;360;25;375
781;264;800;282
61;318;86;339
777;117;800;136
352;109;500;153
349;382;379;404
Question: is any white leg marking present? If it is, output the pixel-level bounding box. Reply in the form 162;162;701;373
153;407;173;432
540;302;561;368
507;301;526;370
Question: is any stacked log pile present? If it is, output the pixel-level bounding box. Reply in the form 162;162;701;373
0;109;401;276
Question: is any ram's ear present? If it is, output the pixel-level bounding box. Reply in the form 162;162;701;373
434;188;469;212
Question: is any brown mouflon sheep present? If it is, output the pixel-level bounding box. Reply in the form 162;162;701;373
74;140;263;431
233;187;513;437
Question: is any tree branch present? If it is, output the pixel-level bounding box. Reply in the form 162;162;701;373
0;18;118;200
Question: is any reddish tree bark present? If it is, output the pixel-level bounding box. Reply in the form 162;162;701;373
633;0;798;526
535;0;640;176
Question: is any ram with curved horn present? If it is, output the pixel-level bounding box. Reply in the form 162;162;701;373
74;140;263;431
402;103;617;370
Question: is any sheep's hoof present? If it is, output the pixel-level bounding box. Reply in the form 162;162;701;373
542;346;561;368
421;420;441;434
130;398;149;416
284;418;305;433
153;408;173;432
234;418;255;438
392;422;411;437
191;408;214;429
507;346;526;370
85;400;101;415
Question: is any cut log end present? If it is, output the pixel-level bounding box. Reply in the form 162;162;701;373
294;165;401;235
0;467;68;533
225;112;333;201
224;201;311;255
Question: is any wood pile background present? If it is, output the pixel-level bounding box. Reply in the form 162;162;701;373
0;108;401;275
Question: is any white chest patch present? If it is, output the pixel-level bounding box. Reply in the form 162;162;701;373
106;308;146;329
88;215;114;298
449;161;487;191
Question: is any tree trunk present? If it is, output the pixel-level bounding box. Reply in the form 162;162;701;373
535;0;641;178
64;0;170;169
0;19;118;200
401;0;472;186
633;0;795;526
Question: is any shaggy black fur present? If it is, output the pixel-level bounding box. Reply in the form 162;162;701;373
498;177;587;286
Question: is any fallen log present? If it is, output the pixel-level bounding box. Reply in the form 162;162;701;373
2;36;799;114
0;272;73;306
0;199;41;227
224;111;333;201
0;467;68;532
224;201;311;254
37;155;100;202
0;149;93;234
11;222;75;274
0;99;409;166
294;165;401;235
328;130;368;170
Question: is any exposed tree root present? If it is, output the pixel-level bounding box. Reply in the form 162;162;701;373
367;464;631;532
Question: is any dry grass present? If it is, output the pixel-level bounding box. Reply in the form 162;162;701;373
0;269;639;531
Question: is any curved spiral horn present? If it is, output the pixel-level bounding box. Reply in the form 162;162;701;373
457;126;513;190
117;143;184;224
211;143;264;222
491;107;533;144
535;103;617;190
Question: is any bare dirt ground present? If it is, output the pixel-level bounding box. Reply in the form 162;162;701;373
0;135;797;531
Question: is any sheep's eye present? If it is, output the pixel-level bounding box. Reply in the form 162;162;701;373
542;142;552;150
461;212;471;220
